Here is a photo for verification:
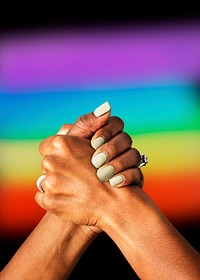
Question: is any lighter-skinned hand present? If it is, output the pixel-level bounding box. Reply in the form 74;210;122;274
35;133;142;228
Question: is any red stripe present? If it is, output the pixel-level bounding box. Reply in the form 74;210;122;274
1;173;200;236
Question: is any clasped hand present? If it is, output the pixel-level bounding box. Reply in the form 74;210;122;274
35;107;143;229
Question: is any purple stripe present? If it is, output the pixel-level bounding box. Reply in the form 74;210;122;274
1;23;200;91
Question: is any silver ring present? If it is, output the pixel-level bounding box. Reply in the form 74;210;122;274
138;154;148;168
36;175;46;193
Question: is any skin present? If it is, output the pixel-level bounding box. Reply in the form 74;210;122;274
35;133;200;279
0;109;142;279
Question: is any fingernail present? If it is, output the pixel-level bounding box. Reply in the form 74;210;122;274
109;175;124;187
97;165;115;182
91;136;105;150
93;102;111;117
91;152;107;168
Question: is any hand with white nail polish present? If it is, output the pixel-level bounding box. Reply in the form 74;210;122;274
37;101;137;227
91;116;124;150
35;102;200;280
35;127;142;227
35;128;141;226
39;101;115;236
5;102;200;280
58;102;139;188
35;121;200;280
36;101;143;228
91;129;143;188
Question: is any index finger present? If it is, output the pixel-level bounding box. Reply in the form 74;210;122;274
39;135;57;156
91;116;124;150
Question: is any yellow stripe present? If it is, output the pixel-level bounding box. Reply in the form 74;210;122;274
0;131;200;187
0;140;42;185
132;131;200;176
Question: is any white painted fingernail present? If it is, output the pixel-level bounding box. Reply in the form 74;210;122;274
109;175;124;187
93;102;111;117
91;136;105;150
91;152;107;168
97;165;115;182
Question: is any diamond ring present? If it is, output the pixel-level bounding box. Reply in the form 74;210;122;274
138;154;148;168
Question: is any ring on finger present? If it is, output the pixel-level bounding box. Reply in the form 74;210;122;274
36;174;46;193
138;154;148;168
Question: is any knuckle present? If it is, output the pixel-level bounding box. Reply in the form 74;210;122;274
123;173;133;185
75;114;93;131
42;155;58;173
137;169;144;188
38;139;48;155
93;129;110;144
130;148;141;165
39;136;54;155
123;168;144;187
117;155;125;167
135;149;142;165
101;128;113;141
76;115;85;128
96;117;124;142
71;114;94;138
52;135;67;150
134;168;144;187
128;148;136;158
111;116;124;130
42;195;56;211
44;175;57;194
135;167;143;180
121;132;133;146
81;114;98;133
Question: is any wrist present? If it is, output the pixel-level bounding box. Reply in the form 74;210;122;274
44;212;97;244
99;187;200;279
99;185;160;237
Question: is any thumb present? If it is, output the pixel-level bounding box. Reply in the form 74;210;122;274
67;102;111;139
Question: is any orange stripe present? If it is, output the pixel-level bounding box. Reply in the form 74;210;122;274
1;183;45;236
144;171;200;224
1;173;200;236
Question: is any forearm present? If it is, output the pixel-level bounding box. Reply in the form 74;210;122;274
0;212;96;280
102;186;200;280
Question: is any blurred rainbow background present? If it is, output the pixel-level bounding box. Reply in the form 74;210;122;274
0;20;200;273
